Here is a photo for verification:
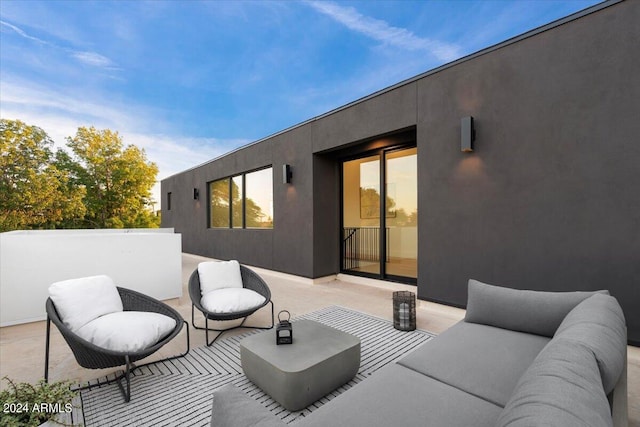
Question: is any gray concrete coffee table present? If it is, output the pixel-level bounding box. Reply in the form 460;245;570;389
240;319;361;411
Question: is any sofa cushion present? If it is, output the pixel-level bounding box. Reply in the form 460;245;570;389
49;275;123;332
210;384;286;427
302;363;503;427
76;311;177;353
554;293;626;394
198;260;243;296
465;279;609;337
397;321;549;407
497;338;613;427
201;288;266;314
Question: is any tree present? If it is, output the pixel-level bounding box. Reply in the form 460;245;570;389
244;197;266;228
63;126;159;228
0;119;85;231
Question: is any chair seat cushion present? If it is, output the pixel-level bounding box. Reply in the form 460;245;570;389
49;275;123;332
397;321;549;407
201;288;266;314
198;260;243;296
76;311;177;353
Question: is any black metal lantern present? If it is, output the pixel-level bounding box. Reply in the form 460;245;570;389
393;291;416;331
276;310;293;345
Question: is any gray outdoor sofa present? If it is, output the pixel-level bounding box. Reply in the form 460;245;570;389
210;279;628;427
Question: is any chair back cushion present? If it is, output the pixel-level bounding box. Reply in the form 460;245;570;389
198;261;243;296
49;275;123;332
201;288;266;314
76;311;177;353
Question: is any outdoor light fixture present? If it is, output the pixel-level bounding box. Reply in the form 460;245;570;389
193;188;199;200
461;116;475;152
282;164;292;184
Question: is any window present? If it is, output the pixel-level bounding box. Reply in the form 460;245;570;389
245;168;273;228
209;178;230;228
167;192;172;211
208;167;273;229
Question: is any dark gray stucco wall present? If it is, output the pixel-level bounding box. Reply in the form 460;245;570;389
162;125;316;277
162;0;639;344
311;83;417;152
416;0;640;343
312;153;340;277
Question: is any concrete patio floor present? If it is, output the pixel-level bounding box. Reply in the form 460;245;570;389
1;253;638;425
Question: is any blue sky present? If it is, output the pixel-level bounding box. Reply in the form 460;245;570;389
0;0;600;205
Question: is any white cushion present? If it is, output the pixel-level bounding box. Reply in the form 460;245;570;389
49;275;123;332
198;260;243;296
76;311;177;353
201;288;266;314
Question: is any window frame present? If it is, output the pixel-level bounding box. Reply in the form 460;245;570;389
207;165;273;230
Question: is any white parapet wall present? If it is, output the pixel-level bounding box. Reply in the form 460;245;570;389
0;228;182;327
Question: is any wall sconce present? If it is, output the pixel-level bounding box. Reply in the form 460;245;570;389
282;164;292;184
193;188;200;200
461;116;475;152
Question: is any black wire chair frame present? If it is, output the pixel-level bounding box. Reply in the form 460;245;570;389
44;286;190;402
189;264;274;346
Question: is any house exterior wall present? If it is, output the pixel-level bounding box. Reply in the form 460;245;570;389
162;0;640;344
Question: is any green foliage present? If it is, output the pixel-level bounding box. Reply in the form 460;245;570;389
64;126;159;229
0;119;86;231
0;377;79;426
0;120;159;231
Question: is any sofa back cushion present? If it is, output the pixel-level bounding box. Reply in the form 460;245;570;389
554;293;626;394
464;279;608;337
497;338;613;427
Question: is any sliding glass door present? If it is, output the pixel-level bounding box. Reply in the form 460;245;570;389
385;147;418;279
342;146;417;282
343;155;381;276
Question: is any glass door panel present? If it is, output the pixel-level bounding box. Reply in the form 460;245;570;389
342;155;381;275
385;147;418;279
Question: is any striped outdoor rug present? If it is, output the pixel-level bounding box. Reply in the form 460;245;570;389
77;306;434;426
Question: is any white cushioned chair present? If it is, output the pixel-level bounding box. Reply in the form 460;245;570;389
44;275;189;402
189;261;274;346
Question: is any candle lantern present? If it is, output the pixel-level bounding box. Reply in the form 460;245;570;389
393;291;416;331
276;310;293;345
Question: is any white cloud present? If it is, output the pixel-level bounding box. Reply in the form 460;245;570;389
0;76;136;132
1;20;47;44
306;1;462;62
1;19;118;71
72;51;114;68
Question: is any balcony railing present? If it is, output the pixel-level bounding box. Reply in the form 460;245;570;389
342;227;389;271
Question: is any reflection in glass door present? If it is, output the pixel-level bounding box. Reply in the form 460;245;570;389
342;155;381;276
342;147;417;281
385;147;417;279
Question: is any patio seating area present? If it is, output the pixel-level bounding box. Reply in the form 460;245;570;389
1;253;639;425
